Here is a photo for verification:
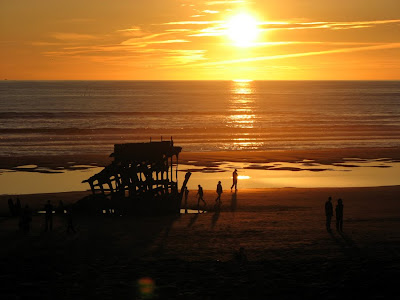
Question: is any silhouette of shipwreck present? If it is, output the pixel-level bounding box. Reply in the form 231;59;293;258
82;140;191;215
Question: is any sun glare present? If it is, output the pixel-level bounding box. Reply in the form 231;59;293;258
233;79;253;82
226;13;259;47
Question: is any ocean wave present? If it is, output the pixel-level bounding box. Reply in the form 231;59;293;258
0;111;399;119
0;124;400;135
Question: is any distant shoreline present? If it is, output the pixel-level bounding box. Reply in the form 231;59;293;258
1;146;400;195
2;79;400;82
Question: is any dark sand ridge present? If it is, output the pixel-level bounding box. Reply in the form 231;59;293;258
1;187;400;298
1;147;400;171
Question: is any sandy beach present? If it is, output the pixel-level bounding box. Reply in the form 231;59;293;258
1;184;400;299
1;148;400;299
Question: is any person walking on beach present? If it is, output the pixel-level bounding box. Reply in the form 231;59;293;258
44;200;53;232
197;184;206;211
231;169;238;191
215;181;223;206
336;198;344;232
325;196;333;232
184;187;189;214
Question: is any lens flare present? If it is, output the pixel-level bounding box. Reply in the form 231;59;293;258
138;277;155;298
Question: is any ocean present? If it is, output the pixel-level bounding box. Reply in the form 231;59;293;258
1;80;399;156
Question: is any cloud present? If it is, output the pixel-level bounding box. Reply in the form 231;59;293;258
31;41;67;46
188;26;225;37
203;10;219;14
116;26;146;37
148;39;189;44
251;41;385;47
165;29;192;32
50;32;98;41
116;27;142;32
159;18;400;42
42;45;206;68
162;20;223;25
206;1;246;5
121;39;189;47
191;43;400;66
161;49;206;65
259;19;400;31
120;32;190;47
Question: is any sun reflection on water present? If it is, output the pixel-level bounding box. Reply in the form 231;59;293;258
227;80;258;133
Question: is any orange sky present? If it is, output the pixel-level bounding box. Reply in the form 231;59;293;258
1;0;400;80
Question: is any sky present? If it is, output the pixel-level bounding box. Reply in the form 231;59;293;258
1;0;400;80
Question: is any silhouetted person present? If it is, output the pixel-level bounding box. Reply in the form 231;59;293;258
15;196;21;216
196;184;206;211
8;198;15;217
231;169;238;191
20;205;32;233
325;196;333;232
66;207;76;233
336;198;344;232
44;200;53;231
234;247;248;265
215;181;223;205
184;187;189;214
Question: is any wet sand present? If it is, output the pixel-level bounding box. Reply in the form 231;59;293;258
1;147;400;170
1;186;400;299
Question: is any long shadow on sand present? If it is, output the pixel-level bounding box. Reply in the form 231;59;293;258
187;213;199;228
230;191;237;212
329;230;361;257
153;215;181;255
211;207;221;229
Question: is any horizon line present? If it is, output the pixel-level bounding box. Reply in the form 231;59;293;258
2;79;400;82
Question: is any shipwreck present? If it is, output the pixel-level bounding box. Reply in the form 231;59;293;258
82;139;191;215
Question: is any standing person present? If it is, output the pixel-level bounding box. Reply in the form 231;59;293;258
325;196;333;232
44;200;53;232
184;187;189;214
215;181;223;206
336;198;344;232
8;198;15;217
196;184;206;211
231;169;238;191
15;196;21;216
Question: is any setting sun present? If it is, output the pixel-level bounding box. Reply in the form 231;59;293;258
226;13;259;47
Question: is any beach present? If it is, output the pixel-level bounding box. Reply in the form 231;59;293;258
1;81;399;298
1;147;400;194
1;186;400;299
1;147;400;299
